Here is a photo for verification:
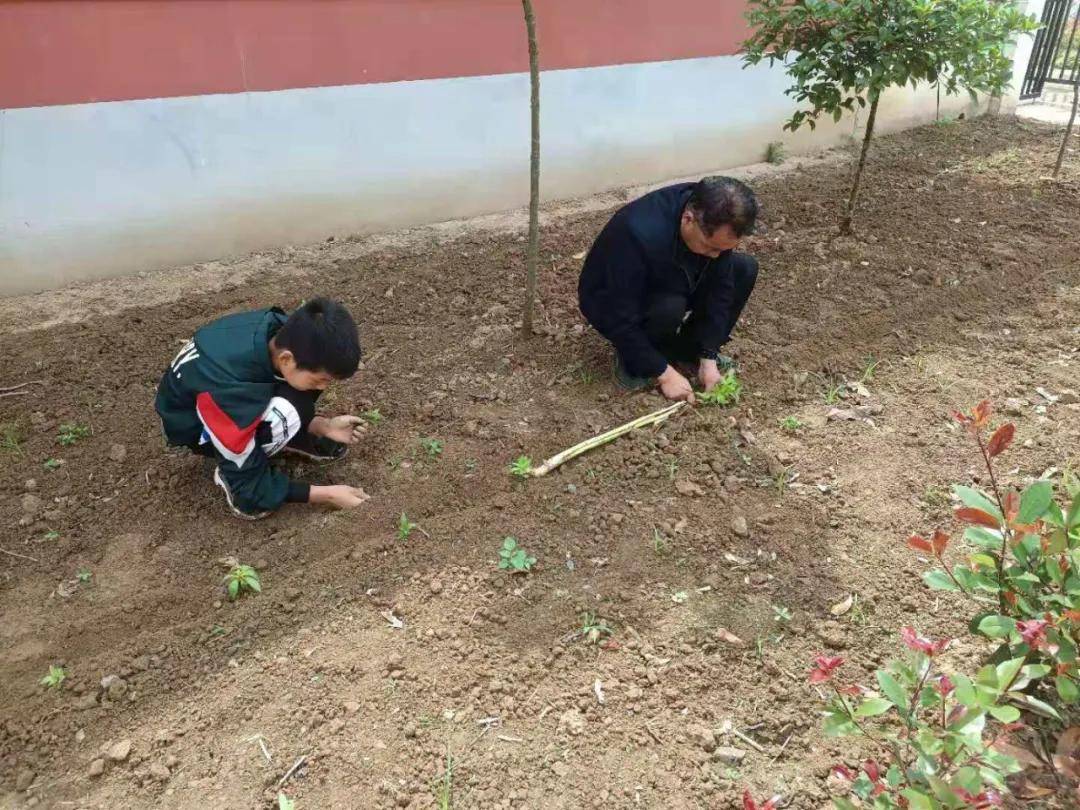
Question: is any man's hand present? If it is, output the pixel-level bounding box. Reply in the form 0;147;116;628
312;415;367;445
310;484;370;509
698;359;723;392
657;366;695;403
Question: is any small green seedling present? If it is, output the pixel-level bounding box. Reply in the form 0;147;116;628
765;141;786;164
44;458;63;470
361;408;384;425
579;612;614;644
699;370;743;406
779;416;803;433
652;527;669;556
0;421;26;455
773;605;792;624
508;455;533;478
420;437;444;459
823;383;843;405
224;564;261;600
58;423;91;446
278;793;296;810
43;530;60;542
40;665;66;689
859;354;881;384
498;537;536;573
76;568;92;584
397;513;419;541
464;458;478;473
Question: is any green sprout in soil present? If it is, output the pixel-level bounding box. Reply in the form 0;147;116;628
58;423;91;447
420;437;443;460
224;564;261;600
43;530;60;542
508;455;533;478
464;458;478;473
44;458;63;470
0;421;26;456
432;745;455;810
859;354;881;384
76;568;92;584
361;408;384;425
779;416;803;433
40;665;66;689
652;527;669;556
498;537;536;573
579;612;614;644
397;513;419;541
823;383;844;405
699;370;743;406
765;141;786;165
278;794;296;810
773;605;792;624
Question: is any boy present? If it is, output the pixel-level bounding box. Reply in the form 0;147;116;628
155;298;370;520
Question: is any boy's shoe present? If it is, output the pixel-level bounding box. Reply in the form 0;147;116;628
281;434;348;463
613;357;655;391
213;467;271;521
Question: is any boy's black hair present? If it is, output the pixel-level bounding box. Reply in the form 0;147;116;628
687;176;759;237
275;298;361;378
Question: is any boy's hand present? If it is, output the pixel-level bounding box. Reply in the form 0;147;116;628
310;484;369;509
698;359;723;392
317;415;367;445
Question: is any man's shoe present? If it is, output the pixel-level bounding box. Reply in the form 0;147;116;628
213;467;271;521
613;357;655;391
281;434;348;463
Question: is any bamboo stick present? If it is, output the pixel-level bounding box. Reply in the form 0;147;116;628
530;401;687;477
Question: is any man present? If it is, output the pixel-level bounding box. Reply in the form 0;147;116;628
578;176;759;403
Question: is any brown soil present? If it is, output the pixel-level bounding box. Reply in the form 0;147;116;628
2;116;1079;810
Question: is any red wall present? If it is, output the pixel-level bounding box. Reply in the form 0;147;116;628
0;0;751;109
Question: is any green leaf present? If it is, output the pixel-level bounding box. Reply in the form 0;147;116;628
854;697;892;718
1008;692;1061;720
1068;491;1080;530
965;526;1003;550
248;578;261;593
989;705;1020;722
877;671;910;712
995;657;1025;690
228;579;239;599
954;485;1002;520
823;710;858;736
923;569;959;591
1056;675;1079;704
900;787;934;810
977;615;1016;639
1018;480;1053;524
952;674;978;708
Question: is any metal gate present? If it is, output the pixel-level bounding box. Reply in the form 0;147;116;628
1022;0;1080;99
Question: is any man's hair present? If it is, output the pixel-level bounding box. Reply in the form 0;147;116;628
275;298;361;378
687;176;759;237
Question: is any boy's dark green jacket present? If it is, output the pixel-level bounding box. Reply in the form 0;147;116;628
155;307;309;512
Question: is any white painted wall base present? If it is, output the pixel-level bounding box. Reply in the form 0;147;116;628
0;55;999;294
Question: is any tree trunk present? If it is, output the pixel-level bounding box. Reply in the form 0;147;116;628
521;0;541;336
1054;81;1080;179
841;93;879;235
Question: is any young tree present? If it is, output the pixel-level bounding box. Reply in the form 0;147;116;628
743;0;1036;234
521;0;541;335
1049;81;1075;179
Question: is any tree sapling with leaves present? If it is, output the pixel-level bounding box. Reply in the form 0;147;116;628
743;0;1036;233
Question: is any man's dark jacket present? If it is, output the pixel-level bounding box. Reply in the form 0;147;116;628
578;182;738;377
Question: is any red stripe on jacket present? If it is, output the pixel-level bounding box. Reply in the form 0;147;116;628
195;392;261;455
